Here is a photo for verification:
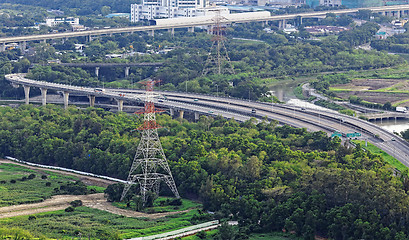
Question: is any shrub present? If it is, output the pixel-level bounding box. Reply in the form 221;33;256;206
65;206;75;212
169;198;182;206
70;200;83;207
28;215;36;220
10;179;16;184
41;175;47;179
21;176;27;181
0;180;6;184
28;174;36;179
45;182;52;187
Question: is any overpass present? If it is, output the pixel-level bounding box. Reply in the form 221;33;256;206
5;73;409;170
1;4;409;50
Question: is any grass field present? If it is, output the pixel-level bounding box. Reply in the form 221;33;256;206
0;162;204;239
352;140;408;173
0;206;199;239
0;163;81;206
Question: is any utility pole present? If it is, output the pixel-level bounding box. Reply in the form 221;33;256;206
121;80;180;204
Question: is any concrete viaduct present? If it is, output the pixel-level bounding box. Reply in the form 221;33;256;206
6;73;409;170
2;5;409;51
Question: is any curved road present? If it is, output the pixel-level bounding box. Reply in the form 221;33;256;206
5;73;409;169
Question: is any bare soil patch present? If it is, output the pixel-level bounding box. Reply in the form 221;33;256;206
0;193;190;219
333;79;402;91
335;91;409;105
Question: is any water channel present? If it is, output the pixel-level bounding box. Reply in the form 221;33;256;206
271;85;409;134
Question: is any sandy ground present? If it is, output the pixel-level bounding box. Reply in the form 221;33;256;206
0;159;190;219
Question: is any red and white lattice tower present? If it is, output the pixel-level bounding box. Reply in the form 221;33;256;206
121;80;179;203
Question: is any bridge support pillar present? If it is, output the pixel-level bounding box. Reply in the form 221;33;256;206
88;95;95;107
95;67;100;77
279;19;286;30
23;85;30;105
40;88;48;106
125;67;130;78
1;42;5;52
169;108;174;116
63;91;69;109
169;28;175;36
88;35;93;42
148;30;155;37
398;10;401;18
20;41;26;52
188;27;194;33
179;110;184;119
194;112;199;121
117;99;124;112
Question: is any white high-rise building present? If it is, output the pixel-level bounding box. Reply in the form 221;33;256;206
131;0;209;22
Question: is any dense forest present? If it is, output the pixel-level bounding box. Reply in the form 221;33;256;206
1;105;409;239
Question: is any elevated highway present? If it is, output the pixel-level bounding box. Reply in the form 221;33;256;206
5;73;409;169
1;4;409;48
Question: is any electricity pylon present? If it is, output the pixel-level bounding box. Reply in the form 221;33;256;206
202;10;235;76
120;80;180;204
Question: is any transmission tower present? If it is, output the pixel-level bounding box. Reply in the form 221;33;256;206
202;10;235;76
120;80;180;204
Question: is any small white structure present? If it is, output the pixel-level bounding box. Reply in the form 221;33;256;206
45;17;80;27
396;107;407;113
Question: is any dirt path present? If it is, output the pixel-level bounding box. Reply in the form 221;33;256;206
0;193;190;219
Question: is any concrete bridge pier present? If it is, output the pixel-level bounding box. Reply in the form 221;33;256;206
88;95;95;107
179;110;184;119
88;35;93;42
194;112;199;121
117;99;124;112
188;27;194;33
169;28;175;36
63;91;69;109
125;67;130;78
169;108;174;117
1;42;5;52
279;19;287;30
23;85;30;105
95;67;100;77
20;41;26;51
148;30;155;37
40;88;48;106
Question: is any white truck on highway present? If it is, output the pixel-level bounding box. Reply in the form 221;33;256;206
396;106;407;113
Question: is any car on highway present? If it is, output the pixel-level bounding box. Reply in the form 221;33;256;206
194;99;199;101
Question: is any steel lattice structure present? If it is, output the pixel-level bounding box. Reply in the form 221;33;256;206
202;10;235;76
120;80;180;203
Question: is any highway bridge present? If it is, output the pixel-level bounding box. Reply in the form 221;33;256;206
1;4;409;50
5;73;409;170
